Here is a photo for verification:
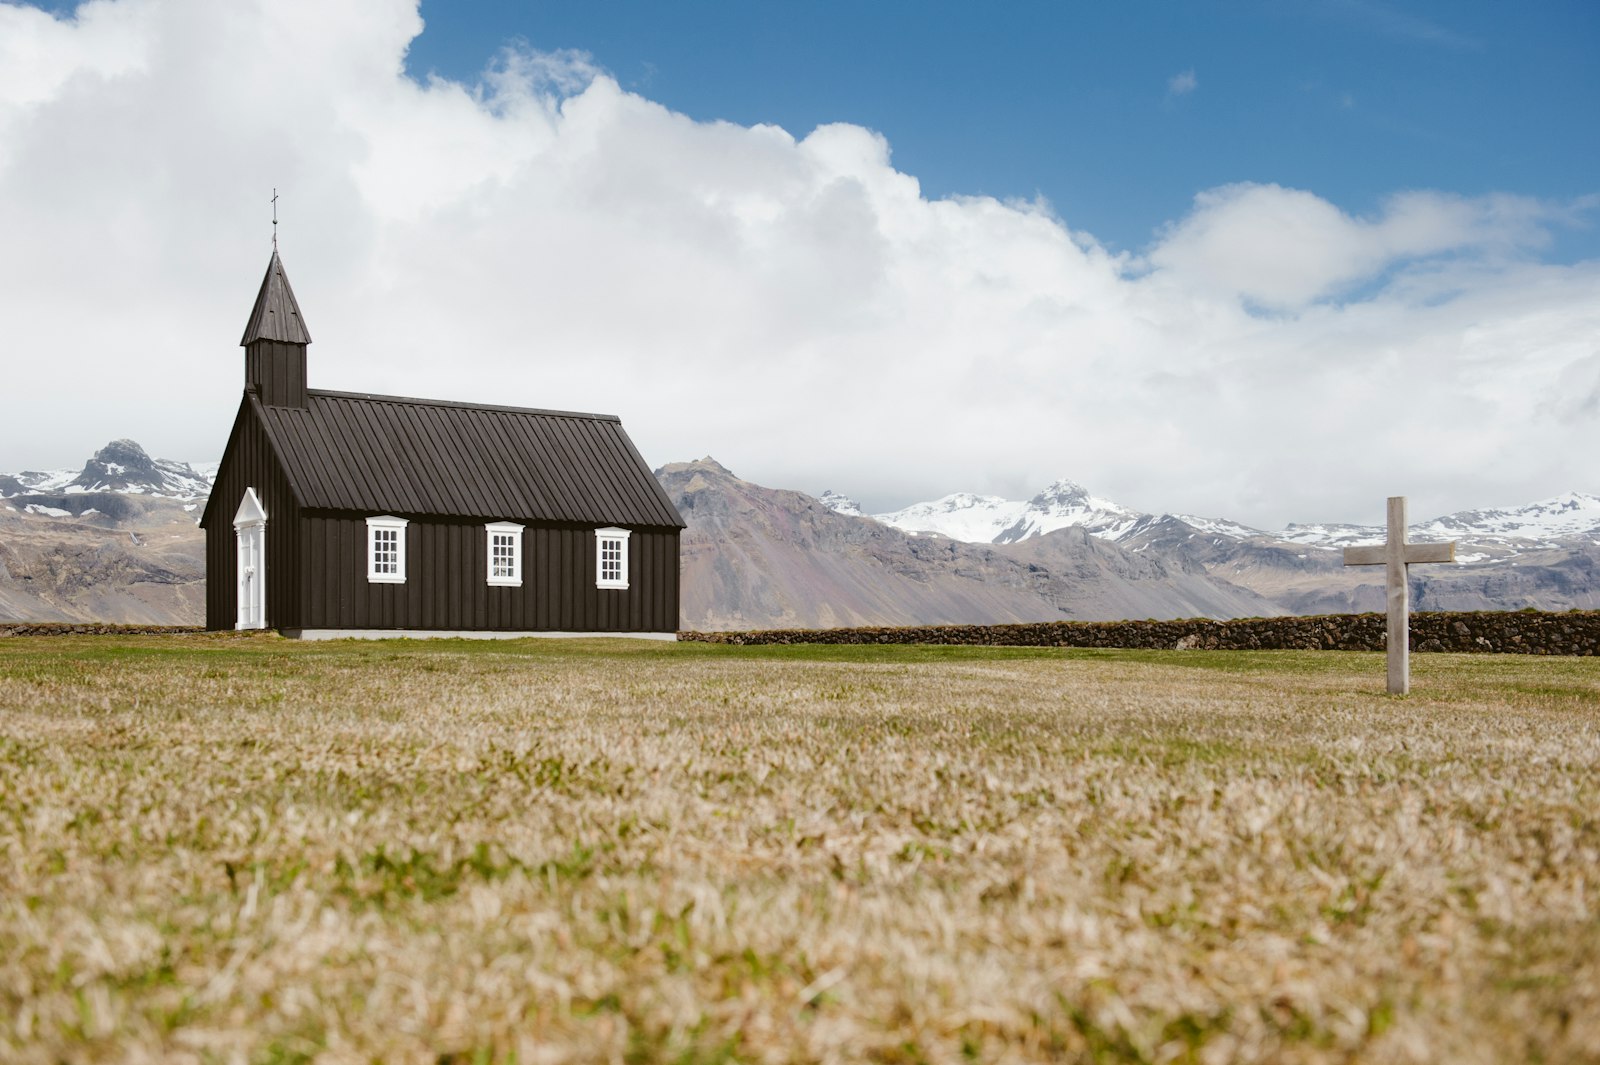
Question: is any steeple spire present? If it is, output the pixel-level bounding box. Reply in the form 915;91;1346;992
240;248;312;346
240;247;312;408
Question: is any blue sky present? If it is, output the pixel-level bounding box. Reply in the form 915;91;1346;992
404;1;1600;261
1;0;1597;524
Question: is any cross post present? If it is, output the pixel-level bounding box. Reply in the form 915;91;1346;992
1343;496;1455;695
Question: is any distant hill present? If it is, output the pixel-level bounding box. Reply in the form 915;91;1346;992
659;458;1278;630
0;495;205;624
851;477;1600;617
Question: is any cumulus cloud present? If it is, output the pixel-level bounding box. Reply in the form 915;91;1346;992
1167;69;1197;96
0;0;1595;528
1144;183;1556;309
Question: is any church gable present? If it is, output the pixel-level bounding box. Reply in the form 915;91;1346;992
197;396;299;532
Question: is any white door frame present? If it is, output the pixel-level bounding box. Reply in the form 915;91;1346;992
234;487;267;630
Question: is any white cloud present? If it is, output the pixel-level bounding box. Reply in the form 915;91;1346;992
1167;69;1197;96
0;0;1595;529
1143;183;1555;310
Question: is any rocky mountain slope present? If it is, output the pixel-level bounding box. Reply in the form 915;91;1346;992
1;440;210;624
661;459;1278;630
0;497;205;624
1113;514;1600;616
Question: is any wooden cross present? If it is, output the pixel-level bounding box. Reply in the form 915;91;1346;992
1343;496;1456;695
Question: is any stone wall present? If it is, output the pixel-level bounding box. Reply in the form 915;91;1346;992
7;613;1597;656
681;611;1600;657
0;623;206;637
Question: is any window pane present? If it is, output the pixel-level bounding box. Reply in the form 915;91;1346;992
489;530;519;580
599;535;624;582
373;528;400;573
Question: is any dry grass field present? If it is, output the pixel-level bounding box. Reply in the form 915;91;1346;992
1;636;1597;1064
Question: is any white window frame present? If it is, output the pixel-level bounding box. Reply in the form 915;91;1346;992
366;515;408;584
485;521;524;587
595;526;630;590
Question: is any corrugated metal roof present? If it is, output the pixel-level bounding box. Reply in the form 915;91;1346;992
240;250;312;346
255;390;686;528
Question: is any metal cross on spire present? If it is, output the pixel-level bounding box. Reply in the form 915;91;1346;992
271;188;278;249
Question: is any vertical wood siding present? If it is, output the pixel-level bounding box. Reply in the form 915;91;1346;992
204;403;302;630
244;342;308;408
298;517;679;632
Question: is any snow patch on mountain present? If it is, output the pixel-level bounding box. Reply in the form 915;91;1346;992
874;493;1028;542
874;479;1144;544
817;490;864;517
7;468;78;493
1173;514;1270;540
1277;492;1600;550
994;480;1144;544
1417;492;1600;544
1274;523;1387;548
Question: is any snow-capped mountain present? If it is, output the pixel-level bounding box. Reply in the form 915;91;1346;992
0;440;213;501
829;478;1600;556
993;480;1143;543
872;492;1028;542
1412;492;1600;546
1278;492;1600;550
866;480;1145;544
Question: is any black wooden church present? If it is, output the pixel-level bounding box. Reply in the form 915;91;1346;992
199;251;684;638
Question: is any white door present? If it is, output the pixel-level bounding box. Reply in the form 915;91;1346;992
234;488;267;630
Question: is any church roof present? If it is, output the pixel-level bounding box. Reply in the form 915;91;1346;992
247;389;686;528
240;249;312;346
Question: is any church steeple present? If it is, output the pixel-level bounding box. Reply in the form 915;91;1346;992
241;249;311;407
242;249;311;346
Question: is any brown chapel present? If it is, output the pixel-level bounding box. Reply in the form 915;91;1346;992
199;250;684;638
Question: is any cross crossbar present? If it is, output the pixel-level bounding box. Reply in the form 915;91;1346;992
1342;496;1456;695
1343;542;1454;567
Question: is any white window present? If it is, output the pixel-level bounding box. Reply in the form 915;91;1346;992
595;526;630;589
485;521;524;587
367;515;408;583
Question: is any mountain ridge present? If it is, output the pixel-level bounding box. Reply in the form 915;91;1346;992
4;439;213;501
853;479;1600;555
5;441;1599;626
660;459;1279;630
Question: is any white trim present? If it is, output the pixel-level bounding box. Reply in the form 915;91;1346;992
366;515;408;583
485;521;524;587
595;526;631;589
233;488;267;630
284;629;677;642
233;487;267;526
